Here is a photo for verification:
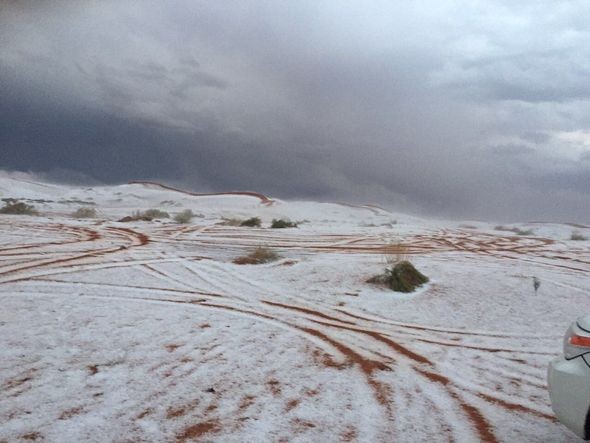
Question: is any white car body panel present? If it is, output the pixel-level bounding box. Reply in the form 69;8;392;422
579;316;590;333
548;315;590;439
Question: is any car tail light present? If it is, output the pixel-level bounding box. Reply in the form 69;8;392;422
564;322;590;360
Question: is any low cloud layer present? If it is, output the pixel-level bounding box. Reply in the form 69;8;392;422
1;1;589;222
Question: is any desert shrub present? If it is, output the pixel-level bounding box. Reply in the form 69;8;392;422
240;217;262;227
233;247;280;265
142;209;169;219
118;209;169;222
130;210;151;221
72;207;97;218
220;217;243;226
368;260;429;293
174;209;195;224
513;228;534;236
571;231;588;241
0;201;38;216
495;225;534;236
271;218;297;229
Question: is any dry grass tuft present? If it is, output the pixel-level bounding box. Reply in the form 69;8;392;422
119;208;169;222
174;209;195;224
233;247;280;265
0;201;39;216
72;207;97;218
220;217;243;226
142;209;170;219
382;240;409;266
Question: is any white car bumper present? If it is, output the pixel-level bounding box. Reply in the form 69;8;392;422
548;355;590;439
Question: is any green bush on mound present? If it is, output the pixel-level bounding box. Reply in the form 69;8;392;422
0;201;38;216
240;217;262;227
271;218;297;229
368;261;429;293
72;207;97;218
233;247;280;265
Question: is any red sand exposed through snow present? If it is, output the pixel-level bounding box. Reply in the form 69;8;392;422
163;223;589;273
0;226;150;282
127;294;512;440
175;420;220;441
262;300;356;325
1;215;574;440
13;269;556;441
0;224;101;255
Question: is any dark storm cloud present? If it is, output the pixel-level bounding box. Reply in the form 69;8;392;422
0;70;179;182
0;1;589;222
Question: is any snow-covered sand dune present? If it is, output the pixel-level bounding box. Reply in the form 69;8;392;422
0;173;588;442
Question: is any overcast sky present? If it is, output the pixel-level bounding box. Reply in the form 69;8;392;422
1;1;589;222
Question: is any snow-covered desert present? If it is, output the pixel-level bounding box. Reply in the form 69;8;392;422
0;172;588;442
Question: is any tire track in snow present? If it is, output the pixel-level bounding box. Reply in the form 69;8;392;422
0;226;150;284
2;220;574;440
335;308;561;340
5;287;401;431
141;262;249;303
0;225;99;255
27;278;225;300
5;280;552;441
0;255;209;284
13;243;553;441
302;315;555;438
